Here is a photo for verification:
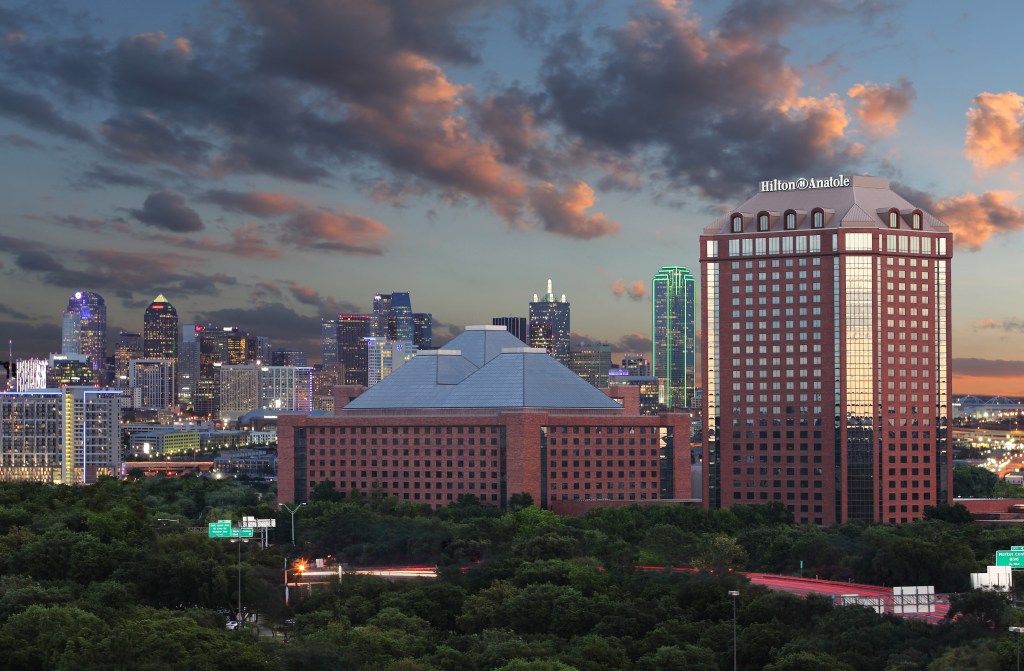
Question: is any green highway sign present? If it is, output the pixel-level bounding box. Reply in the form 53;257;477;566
207;520;254;539
996;550;1024;567
208;520;233;538
1013;546;1024;551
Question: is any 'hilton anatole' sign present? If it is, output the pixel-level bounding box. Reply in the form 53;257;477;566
760;175;851;192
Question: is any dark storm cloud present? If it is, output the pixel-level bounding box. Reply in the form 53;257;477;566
16;249;64;272
570;331;652;355
130;190;204;232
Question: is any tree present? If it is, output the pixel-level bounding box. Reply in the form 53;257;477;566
923;503;973;524
953;464;998;498
763;651;855;671
508;492;534;511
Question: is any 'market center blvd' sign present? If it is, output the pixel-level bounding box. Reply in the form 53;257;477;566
760;175;851;192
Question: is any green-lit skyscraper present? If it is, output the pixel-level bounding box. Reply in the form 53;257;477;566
652;266;696;409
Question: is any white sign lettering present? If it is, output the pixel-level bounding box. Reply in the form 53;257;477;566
760;175;851;192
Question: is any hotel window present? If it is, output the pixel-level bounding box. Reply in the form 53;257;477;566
888;209;900;228
785;211;797;230
732;214;743;232
758;213;769;231
812;209;823;229
912;211;922;230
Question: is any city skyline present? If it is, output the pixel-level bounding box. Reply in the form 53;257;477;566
3;2;1024;394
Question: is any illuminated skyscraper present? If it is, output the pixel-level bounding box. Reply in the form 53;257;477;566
62;291;106;379
143;294;178;360
529;279;570;365
569;343;613;388
338;314;372;386
700;175;952;525
114;331;143;388
653;266;696;410
128;359;177;410
178;324;201;407
321;318;339;365
412;313;432;350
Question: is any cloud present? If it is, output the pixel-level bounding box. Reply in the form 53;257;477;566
98;110;211;169
0;320;62;360
975;319;1024;333
0;133;42;149
954;358;1024;378
570;331;652;357
892;183;1024;251
278;209;393;255
929;191;1024;251
528;181;620;239
200;190;307;217
847;78;915;136
191;302;323;355
537;1;865;199
0;81;93;142
130;189;204;232
611;280;647;300
76;163;159;189
964;91;1024;171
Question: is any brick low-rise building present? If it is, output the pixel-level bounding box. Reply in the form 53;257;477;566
278;326;690;513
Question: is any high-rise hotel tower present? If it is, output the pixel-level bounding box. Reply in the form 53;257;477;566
700;175;952;525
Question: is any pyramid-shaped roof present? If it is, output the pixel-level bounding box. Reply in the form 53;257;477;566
343;326;622;411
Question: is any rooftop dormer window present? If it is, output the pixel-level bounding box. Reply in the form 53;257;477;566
785;211;797;230
911;211;922;230
731;214;743;233
888;209;899;229
758;213;769;231
812;210;823;229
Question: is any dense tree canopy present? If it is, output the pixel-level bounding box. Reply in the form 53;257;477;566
0;477;1022;670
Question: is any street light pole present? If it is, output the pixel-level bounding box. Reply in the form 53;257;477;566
1010;626;1024;671
729;590;739;671
281;502;306;545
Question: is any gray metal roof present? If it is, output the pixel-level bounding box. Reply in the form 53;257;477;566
342;326;622;411
705;175;949;234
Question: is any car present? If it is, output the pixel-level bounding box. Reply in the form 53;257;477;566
225;620;240;630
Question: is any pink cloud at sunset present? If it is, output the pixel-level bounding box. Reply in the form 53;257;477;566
965;91;1024;171
847;79;916;136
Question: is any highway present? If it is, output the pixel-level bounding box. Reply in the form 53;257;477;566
287;563;949;621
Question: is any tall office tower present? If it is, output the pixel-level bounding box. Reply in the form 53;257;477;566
46;354;98;387
62;291;107;379
14;358;47;392
700;175;952;525
338;314;372;386
272;349;307;366
492;316;528;343
366;338;417;386
372;293;392;338
143;294;178;360
178;324;201;407
128;359;177;410
412;313;433;350
653;266;697;410
569;343;613;388
248;335;272;363
529;279;571;365
321;318;339;365
621;355;652;377
0;387;121;484
113;332;143;388
387;292;414;342
193;326;250;417
218;365;261;424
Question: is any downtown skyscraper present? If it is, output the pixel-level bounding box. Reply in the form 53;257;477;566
61;291;106;380
652;266;696;410
143;295;178;360
529;279;570;366
700;175;952;525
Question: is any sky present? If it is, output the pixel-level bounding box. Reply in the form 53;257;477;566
3;0;1024;395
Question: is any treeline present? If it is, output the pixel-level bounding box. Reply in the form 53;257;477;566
0;477;1023;669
